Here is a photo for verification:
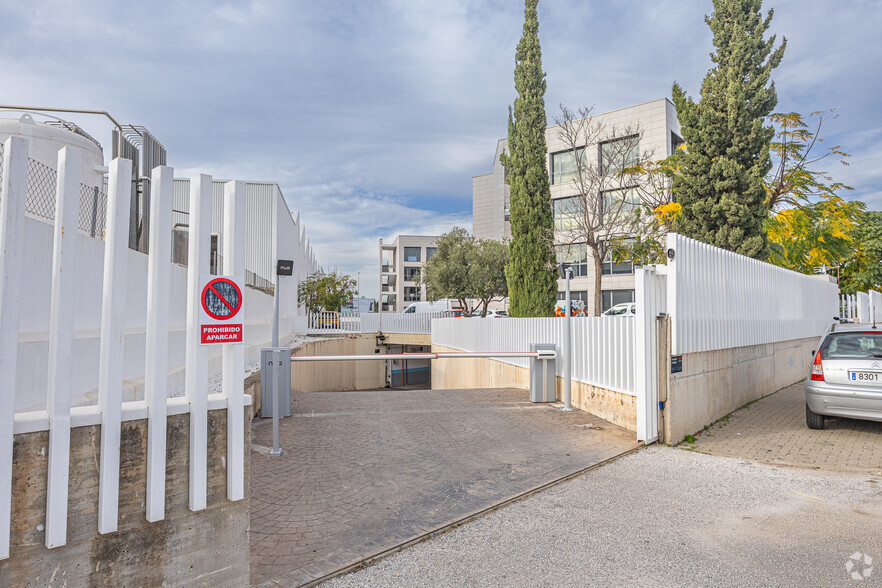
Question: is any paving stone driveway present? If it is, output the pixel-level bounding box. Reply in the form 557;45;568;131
687;382;882;473
249;387;638;586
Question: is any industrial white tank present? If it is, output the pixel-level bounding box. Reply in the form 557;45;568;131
0;113;105;190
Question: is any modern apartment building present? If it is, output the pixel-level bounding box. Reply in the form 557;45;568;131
378;235;439;312
472;98;681;314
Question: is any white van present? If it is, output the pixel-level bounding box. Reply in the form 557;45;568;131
402;300;458;314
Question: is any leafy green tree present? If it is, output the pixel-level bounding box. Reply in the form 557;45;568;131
499;0;557;317
672;0;786;259
419;228;510;316
297;270;356;313
418;228;473;312
766;197;865;274
840;211;882;294
470;239;510;317
766;110;852;212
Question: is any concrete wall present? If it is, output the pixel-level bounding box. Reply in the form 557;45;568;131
664;336;817;443
0;408;250;587
291;336;386;394
431;344;637;432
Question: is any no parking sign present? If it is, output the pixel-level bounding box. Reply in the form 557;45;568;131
199;276;244;344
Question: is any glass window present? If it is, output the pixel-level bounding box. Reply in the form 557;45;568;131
381;275;389;285
551;148;585;185
602;247;634;275
426;247;438;260
601;289;635;312
602;187;641;218
557;290;589;303
504;192;510;221
553;197;580;232
404;267;420;281
600;135;639;176
403;286;420;302
671;131;685;155
403;247;421;262
820;333;882;360
556;243;588;277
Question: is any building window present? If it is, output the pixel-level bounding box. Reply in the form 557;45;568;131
404;267;420;281
557;290;589;304
600;135;639;176
671;131;685;155
553;196;580;232
601;248;634;275
601;289;635;312
601;187;641;218
381;275;389;285
504;191;511;221
403;247;421;262
556;243;588;277
426;247;438;260
551;147;585;185
403;286;420;302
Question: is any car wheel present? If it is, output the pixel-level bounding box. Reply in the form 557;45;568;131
805;403;825;430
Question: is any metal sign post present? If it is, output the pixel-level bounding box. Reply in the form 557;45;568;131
273;260;293;347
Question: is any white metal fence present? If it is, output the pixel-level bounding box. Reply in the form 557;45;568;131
0;137;247;559
307;311;443;335
664;233;839;355
841;291;881;324
432;316;635;396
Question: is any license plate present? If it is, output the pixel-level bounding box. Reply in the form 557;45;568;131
849;371;881;383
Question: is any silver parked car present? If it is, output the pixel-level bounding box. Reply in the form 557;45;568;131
804;323;882;429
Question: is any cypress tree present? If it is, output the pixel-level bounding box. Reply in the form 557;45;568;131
672;0;786;259
501;0;557;317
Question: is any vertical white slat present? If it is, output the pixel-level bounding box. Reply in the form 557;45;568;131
96;157;133;534
45;147;82;549
145;165;174;522
185;174;212;511
0;137;29;559
222;180;246;502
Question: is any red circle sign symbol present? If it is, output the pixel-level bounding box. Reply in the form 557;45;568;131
201;278;243;321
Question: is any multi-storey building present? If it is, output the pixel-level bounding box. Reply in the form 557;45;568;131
472;98;681;314
378;235;439;312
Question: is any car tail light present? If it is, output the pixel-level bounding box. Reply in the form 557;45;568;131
810;350;824;381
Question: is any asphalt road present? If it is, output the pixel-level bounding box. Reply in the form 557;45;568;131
327;446;882;587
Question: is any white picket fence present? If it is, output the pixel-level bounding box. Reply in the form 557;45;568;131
664;233;839;355
841;291;881;324
432;316;635;395
0;137;246;558
307;311;443;335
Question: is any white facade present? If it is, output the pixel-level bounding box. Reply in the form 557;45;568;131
473;98;681;314
379;235;439;312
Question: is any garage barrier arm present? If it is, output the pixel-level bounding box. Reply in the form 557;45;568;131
288;351;556;362
264;349;558;457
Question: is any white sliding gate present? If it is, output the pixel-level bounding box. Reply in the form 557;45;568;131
0;137;246;558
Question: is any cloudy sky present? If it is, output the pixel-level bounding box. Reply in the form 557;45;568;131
2;0;880;299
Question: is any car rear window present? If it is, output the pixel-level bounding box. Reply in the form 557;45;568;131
820;332;882;359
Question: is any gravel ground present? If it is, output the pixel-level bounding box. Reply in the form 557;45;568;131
327;446;882;587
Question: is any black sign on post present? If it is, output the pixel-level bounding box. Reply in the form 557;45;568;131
277;260;294;276
671;355;683;374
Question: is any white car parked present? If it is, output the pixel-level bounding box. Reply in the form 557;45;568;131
602;303;636;316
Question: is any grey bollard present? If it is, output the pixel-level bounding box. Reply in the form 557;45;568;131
260;347;292;418
530;343;557;403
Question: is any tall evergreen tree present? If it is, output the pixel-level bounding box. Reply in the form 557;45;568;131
500;0;557;317
672;0;786;259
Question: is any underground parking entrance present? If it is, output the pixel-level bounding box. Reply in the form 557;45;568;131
248;350;640;586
